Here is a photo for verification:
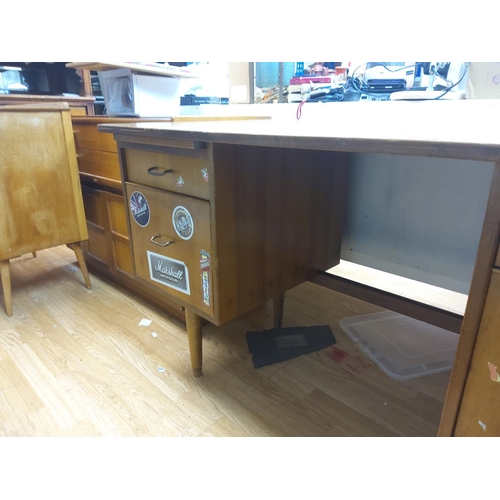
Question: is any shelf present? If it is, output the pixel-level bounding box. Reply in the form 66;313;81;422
66;62;196;79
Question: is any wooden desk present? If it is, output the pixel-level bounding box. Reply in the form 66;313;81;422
99;100;500;436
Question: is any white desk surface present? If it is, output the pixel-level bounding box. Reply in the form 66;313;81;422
98;100;500;162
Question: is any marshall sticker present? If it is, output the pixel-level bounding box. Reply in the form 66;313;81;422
200;250;211;306
147;251;190;295
172;206;194;240
130;191;150;227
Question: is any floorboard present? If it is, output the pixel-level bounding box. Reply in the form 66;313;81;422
0;246;450;436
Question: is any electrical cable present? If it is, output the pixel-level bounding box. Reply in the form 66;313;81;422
432;63;470;99
349;62;469;99
348;62;424;97
296;99;306;119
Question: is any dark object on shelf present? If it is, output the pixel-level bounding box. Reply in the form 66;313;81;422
246;325;336;368
364;79;407;92
180;94;229;105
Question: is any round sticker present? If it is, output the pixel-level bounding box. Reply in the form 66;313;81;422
172;206;194;240
130;191;150;227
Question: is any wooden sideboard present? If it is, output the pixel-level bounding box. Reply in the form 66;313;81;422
99;100;500;436
72;116;186;322
0;104;91;316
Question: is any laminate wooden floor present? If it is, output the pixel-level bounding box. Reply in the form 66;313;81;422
0;246;450;436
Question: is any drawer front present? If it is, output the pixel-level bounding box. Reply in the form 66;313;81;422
78;149;121;180
73;124;118;153
125;148;210;200
125;183;213;316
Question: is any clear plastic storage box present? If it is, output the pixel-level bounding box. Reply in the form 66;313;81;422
339;311;459;380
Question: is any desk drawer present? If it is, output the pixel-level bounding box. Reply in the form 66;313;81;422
78;149;121;180
125;183;213;316
125;148;210;200
73;124;118;153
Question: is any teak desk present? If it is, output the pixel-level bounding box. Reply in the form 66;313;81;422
99;100;500;437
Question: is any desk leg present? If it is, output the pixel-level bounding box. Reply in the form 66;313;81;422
273;293;285;328
185;309;203;377
68;242;91;289
0;260;12;317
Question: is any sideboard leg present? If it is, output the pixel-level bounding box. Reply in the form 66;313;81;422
32;251;37;258
273;293;285;329
185;308;203;377
68;242;91;289
0;260;12;317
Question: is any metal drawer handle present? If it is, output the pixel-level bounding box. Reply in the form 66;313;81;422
151;234;175;247
147;166;174;176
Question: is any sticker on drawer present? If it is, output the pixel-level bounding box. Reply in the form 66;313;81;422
130;191;150;227
147;251;190;295
172;206;194;240
200;250;211;306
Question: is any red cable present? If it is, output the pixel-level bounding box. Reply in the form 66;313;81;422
296;100;305;120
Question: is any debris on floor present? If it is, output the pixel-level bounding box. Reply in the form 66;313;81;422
138;318;152;327
246;325;336;368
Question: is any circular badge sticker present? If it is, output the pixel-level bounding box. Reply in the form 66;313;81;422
172;206;194;240
129;191;150;227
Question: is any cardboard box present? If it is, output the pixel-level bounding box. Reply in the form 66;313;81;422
466;62;500;99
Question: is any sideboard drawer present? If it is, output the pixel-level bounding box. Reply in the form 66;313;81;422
125;183;213;316
125;148;210;201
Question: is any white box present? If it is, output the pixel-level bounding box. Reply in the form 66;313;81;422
466;62;500;99
100;68;181;117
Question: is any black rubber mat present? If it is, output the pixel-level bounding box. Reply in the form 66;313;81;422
246;325;336;368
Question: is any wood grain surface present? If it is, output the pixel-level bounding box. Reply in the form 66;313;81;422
454;270;500;436
0;109;88;260
211;144;349;324
0;245;449;436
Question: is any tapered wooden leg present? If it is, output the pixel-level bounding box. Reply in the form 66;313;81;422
67;242;91;289
0;260;12;317
185;308;203;377
32;251;37;258
273;293;285;329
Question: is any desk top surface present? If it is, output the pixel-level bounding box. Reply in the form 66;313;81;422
98;100;500;162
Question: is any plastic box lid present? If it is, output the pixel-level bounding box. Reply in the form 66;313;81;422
339;311;459;380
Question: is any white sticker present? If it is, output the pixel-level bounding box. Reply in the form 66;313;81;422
147;250;191;295
172;206;194;240
200;250;211;306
